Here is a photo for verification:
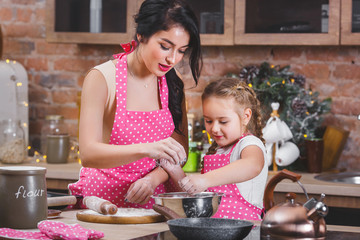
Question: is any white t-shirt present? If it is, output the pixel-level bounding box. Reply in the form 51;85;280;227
215;135;268;209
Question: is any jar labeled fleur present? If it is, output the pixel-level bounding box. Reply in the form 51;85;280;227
0;119;26;164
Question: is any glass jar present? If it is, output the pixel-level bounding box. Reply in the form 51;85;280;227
41;115;70;163
41;115;68;154
0;119;26;164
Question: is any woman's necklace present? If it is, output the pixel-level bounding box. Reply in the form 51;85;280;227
128;65;156;88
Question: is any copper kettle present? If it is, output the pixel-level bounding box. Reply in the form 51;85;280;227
261;169;328;239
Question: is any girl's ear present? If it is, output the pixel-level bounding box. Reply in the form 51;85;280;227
243;108;252;126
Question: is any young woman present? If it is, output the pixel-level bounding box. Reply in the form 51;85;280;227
69;0;202;209
180;79;268;220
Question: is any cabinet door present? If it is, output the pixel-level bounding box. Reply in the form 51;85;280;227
186;0;234;45
45;0;139;44
341;0;360;45
234;0;340;45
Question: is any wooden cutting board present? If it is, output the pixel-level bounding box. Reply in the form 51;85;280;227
76;208;165;224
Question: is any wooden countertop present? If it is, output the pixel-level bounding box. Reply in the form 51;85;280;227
1;161;359;208
48;210;360;240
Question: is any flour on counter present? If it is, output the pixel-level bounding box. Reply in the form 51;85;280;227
81;208;160;217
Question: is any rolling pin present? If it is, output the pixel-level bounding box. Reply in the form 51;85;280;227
83;196;118;215
47;195;77;207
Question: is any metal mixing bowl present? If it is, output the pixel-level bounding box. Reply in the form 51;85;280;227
152;192;223;218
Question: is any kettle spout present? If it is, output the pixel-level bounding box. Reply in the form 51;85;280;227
307;201;329;222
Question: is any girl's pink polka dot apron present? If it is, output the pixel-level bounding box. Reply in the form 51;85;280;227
69;41;175;209
203;135;264;220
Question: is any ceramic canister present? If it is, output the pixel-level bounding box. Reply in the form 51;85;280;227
0;166;47;229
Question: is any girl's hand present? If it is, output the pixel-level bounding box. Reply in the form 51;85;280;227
146;137;187;165
179;175;209;194
125;176;155;205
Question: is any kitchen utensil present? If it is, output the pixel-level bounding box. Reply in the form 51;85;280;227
261;169;328;239
83;196;117;215
0;166;47;229
76;208;165;224
153;204;253;240
47;191;82;210
47;195;77;208
151;192;223;218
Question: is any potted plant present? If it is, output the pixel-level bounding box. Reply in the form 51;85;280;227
228;62;332;170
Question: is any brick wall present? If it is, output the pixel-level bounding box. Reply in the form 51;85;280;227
1;0;359;170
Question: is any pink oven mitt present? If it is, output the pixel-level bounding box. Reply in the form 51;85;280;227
0;228;51;240
38;221;104;240
0;221;104;240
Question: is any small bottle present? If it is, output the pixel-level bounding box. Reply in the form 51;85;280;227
182;141;200;172
0;119;26;164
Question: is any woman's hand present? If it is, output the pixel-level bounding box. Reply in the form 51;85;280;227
145;137;187;165
125;176;155;205
179;175;209;194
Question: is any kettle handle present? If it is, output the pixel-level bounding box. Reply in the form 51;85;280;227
264;169;302;211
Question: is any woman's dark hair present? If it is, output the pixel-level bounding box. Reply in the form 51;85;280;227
134;0;202;133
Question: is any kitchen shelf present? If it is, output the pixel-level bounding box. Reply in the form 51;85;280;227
341;0;360;45
45;0;139;44
234;0;340;45
45;0;234;46
187;0;235;45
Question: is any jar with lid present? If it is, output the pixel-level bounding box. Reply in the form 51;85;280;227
0;119;26;164
41;115;70;164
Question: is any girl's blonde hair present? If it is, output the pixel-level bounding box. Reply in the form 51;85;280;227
202;78;264;154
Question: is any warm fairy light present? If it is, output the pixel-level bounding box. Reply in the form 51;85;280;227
6;59;10;63
304;134;308;138
44;155;47;159
311;100;314;104
23;123;28;128
17;82;22;87
248;83;253;88
27;146;31;150
271;64;274;68
306;112;309;115
282;80;285;84
267;82;271;86
13;60;16;64
23;101;29;107
291;78;295;83
36;158;40;163
309;91;313;95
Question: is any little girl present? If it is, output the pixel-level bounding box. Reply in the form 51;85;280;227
179;78;268;221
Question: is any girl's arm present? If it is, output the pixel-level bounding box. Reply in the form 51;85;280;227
79;69;186;169
180;145;264;194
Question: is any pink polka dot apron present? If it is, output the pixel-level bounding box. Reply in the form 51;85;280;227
203;136;263;220
69;41;175;209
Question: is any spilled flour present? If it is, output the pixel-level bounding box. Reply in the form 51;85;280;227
81;208;160;217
